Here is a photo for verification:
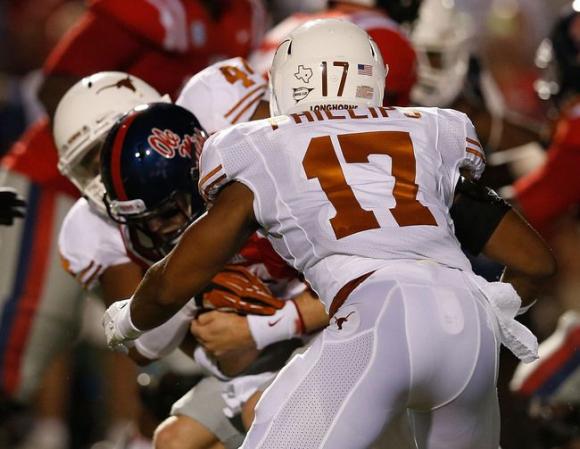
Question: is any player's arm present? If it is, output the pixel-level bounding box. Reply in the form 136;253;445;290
106;181;258;349
191;287;328;359
483;209;557;306
451;177;556;305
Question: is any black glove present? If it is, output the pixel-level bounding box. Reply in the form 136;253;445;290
0;188;26;226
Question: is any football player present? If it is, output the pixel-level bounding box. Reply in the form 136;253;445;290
249;0;420;106
512;7;580;235
509;10;580;448
410;0;541;161
103;19;556;449
0;0;267;406
56;61;327;449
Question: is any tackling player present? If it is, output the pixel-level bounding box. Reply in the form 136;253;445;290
103;19;555;449
56;60;328;449
0;0;267;406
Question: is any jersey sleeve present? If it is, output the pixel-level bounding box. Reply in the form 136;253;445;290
436;109;486;205
198;125;258;203
89;0;186;51
198;133;229;203
513;116;580;234
58;199;130;289
176;57;267;134
0;119;78;196
43;9;144;77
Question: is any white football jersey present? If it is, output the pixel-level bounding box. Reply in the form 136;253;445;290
58;198;130;289
200;106;485;309
177;57;267;135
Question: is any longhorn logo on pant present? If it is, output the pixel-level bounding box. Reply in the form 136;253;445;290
334;311;355;330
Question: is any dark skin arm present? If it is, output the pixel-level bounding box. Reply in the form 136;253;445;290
480;208;557;306
130;182;258;330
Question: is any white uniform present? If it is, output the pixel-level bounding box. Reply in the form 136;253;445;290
200;106;538;449
57;58;302;449
59;195;304;449
59;198;130;289
177;57;268;135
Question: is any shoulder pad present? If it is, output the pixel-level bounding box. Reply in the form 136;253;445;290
59;199;130;288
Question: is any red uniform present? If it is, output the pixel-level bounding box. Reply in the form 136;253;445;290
0;0;266;402
249;8;417;106
5;0;267;194
514;97;580;235
45;0;267;98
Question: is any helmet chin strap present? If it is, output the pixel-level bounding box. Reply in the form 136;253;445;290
84;176;108;217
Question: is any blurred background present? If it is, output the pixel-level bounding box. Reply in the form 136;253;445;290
0;1;578;448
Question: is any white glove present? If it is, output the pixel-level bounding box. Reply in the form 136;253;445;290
102;299;143;353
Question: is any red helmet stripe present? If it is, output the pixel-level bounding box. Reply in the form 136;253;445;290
110;112;138;201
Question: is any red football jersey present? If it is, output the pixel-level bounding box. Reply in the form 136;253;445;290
249;8;417;106
514;97;580;235
44;0;267;98
4;0;266;192
0;119;77;197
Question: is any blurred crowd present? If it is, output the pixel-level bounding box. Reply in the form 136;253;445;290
0;1;578;448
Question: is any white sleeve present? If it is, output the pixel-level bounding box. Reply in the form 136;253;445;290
436;109;486;205
461;114;486;179
198;132;231;203
133;299;198;360
198;123;262;204
59;199;130;289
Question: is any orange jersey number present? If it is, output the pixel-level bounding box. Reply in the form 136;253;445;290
303;130;436;239
219;59;256;88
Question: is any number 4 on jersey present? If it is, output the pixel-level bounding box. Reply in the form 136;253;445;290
303;131;437;239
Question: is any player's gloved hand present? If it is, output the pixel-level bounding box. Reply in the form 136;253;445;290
196;265;285;316
0;188;26;226
102;298;143;353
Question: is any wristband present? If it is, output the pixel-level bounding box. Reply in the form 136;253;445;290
116;300;143;340
247;300;304;350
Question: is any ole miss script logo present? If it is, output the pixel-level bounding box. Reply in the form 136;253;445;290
148;128;206;160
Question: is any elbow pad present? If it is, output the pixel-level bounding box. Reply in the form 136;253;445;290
450;177;512;255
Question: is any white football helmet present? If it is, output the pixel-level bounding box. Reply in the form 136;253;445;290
53;72;168;216
269;18;387;116
411;0;475;107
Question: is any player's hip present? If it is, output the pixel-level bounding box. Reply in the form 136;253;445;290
326;265;500;409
